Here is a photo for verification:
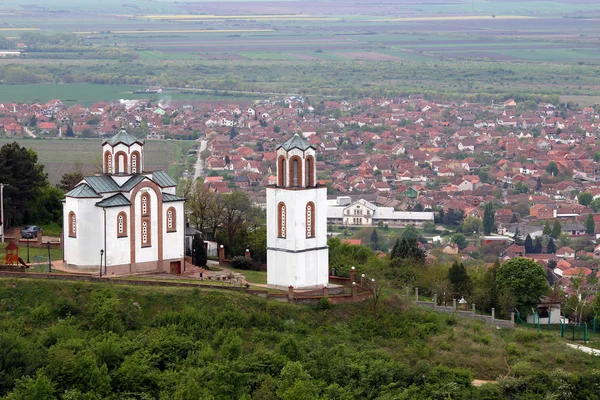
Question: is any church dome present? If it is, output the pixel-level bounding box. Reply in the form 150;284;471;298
103;129;144;147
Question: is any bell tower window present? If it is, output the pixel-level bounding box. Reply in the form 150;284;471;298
288;156;303;188
277;156;286;187
278;202;286;238
306;202;315;238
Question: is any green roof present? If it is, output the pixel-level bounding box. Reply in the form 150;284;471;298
85;175;122;193
120;175;147;192
103;129;144;147
151;170;177;187
65;183;101;198
162;193;185;203
95;193;131;208
278;133;314;152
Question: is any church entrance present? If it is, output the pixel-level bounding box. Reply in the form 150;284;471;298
170;261;181;275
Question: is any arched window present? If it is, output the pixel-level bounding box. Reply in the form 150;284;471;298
277;156;286;187
68;211;77;238
141;193;150;217
104;151;112;174
117;212;127;237
305;156;315;187
288;156;302;187
306;202;315;238
166;207;176;232
131;151;139;174
115;151;128;174
141;218;151;247
278;202;286;238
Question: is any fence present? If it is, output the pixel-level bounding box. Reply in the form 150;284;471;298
411;287;515;329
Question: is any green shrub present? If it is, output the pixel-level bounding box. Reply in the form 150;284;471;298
230;256;256;270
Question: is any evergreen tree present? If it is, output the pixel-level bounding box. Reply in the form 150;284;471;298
513;227;524;245
536;177;542;191
438;208;445;224
29;114;37;127
390;237;425;263
370;228;379;251
510;213;518;223
483;202;495;235
534;237;543;254
547;238;557;254
586;213;595;235
546;161;558;176
0;142;49;226
543;220;552;236
66;125;74;137
524;234;534;254
551;220;562;239
448;261;473;299
192;233;207;267
58;171;84;192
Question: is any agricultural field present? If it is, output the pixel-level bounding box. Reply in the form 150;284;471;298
0;0;600;101
0;138;196;184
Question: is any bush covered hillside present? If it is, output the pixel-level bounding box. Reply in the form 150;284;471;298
1;279;600;399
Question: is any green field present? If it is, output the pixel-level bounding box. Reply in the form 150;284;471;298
0;138;197;184
0;84;257;107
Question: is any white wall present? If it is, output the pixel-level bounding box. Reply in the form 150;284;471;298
63;198;103;267
162;201;185;260
104;206;131;267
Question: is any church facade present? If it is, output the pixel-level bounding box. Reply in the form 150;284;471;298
63;129;185;275
266;134;329;289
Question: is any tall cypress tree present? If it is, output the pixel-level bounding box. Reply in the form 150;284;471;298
483;202;495;235
551;220;562;239
543;220;552;236
534;237;543;254
586;214;595;235
547;238;557;254
524;234;534;254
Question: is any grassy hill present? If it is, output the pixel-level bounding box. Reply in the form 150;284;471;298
1;278;599;399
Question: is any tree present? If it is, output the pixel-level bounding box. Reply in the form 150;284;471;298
551;220;562;239
192;233;207;267
390;237;425;264
28;114;37;127
496;257;548;315
462;216;482;235
578;192;593;207
0;142;49;227
58;171;84;192
450;233;468;250
586;213;595;235
482;202;495;235
547;238;557;254
543;220;552;236
448;261;472;299
369;228;379;251
65;125;74;137
534;237;543;254
524;234;534;254
535;177;542;191
401;225;419;241
546;161;558;176
220;191;252;257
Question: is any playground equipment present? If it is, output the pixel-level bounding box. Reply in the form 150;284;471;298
2;241;28;267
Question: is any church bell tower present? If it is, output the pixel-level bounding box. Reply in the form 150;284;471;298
266;134;328;289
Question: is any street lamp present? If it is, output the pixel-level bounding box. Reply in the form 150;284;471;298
100;249;104;277
46;241;51;273
0;183;6;243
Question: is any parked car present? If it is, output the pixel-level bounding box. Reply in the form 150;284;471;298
20;225;42;239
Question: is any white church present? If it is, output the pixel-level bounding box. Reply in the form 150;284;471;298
63;129;186;275
266;134;329;289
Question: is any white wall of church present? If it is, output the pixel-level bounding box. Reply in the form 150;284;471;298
63;198;103;267
104;206;131;267
162;201;185;260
